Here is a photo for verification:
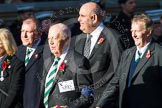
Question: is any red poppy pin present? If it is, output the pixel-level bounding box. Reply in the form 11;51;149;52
2;61;8;70
97;37;104;44
58;61;66;73
146;50;151;59
1;58;11;81
55;105;62;108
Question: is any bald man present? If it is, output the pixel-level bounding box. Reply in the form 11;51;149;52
72;2;123;107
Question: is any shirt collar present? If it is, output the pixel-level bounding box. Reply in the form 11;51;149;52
27;46;34;51
58;46;69;62
90;22;104;37
136;39;152;57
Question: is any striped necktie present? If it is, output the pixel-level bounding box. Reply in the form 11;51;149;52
25;48;33;66
43;57;60;108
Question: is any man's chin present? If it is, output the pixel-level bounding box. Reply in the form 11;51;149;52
22;43;31;47
53;52;61;57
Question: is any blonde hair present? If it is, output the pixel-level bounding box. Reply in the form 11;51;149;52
0;28;17;56
132;14;153;30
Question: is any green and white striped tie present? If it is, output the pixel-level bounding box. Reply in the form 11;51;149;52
25;48;33;66
43;57;60;108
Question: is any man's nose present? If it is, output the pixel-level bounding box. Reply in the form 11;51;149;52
22;32;27;38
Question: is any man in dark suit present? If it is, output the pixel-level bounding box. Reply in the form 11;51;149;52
39;23;93;108
96;14;162;108
16;17;44;108
72;2;123;107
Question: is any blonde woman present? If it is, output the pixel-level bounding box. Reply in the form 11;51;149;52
0;28;25;108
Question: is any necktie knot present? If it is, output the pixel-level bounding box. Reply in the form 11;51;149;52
26;48;33;55
135;50;142;62
25;48;33;66
138;50;142;57
87;35;92;41
53;57;61;65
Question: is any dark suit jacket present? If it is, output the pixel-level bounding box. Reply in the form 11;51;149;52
0;55;25;108
73;26;122;106
97;41;162;108
39;49;93;108
16;44;44;108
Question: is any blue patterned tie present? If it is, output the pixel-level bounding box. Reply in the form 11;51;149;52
43;57;60;108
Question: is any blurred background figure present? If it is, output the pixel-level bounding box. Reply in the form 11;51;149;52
152;21;162;45
0;28;25;108
109;0;137;50
0;19;6;28
63;17;82;37
8;4;35;46
17;5;35;21
160;15;162;26
35;11;54;42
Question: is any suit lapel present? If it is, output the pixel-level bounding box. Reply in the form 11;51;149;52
123;48;136;89
75;34;86;55
40;53;54;96
25;46;43;71
132;43;155;79
42;44;54;76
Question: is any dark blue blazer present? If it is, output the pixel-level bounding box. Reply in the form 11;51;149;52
16;43;44;108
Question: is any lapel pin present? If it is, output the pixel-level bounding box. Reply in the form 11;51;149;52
97;37;105;44
34;53;39;59
64;60;67;63
146;50;151;59
58;61;66;74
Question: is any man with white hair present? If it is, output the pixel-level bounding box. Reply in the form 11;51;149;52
39;23;93;108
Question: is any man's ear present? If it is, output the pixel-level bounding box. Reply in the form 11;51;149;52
34;31;41;41
91;14;98;24
146;28;153;37
148;28;153;35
